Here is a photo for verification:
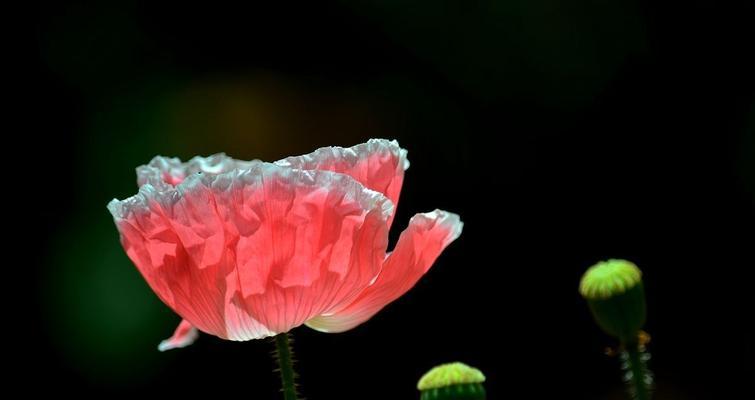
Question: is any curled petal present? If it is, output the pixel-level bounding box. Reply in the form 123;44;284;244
276;139;409;227
306;210;463;333
158;319;199;351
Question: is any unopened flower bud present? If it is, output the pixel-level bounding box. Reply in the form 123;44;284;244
417;362;486;400
580;259;646;344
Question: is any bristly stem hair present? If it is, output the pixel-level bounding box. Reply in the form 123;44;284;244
620;341;653;400
273;332;300;400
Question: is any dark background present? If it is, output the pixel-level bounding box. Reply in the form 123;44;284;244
28;1;753;398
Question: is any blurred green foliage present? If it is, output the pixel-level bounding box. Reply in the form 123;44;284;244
45;216;174;382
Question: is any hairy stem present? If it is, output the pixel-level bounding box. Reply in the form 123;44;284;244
620;343;653;400
273;333;299;400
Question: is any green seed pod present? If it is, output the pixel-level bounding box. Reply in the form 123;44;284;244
418;362;486;400
579;259;646;344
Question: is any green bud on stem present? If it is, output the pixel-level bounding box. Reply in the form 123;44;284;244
418;362;486;400
580;259;646;344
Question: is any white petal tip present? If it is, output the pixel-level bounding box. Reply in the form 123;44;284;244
157;324;199;351
418;209;464;243
157;340;176;352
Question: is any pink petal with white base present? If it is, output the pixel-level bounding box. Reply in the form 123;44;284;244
306;210;463;333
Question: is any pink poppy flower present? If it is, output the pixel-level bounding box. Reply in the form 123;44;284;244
108;139;462;350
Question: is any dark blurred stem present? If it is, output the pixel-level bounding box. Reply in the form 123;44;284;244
273;333;299;400
621;342;652;400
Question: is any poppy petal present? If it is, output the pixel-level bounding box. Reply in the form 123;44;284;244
305;210;462;333
158;319;199;351
109;162;393;339
276;139;408;227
